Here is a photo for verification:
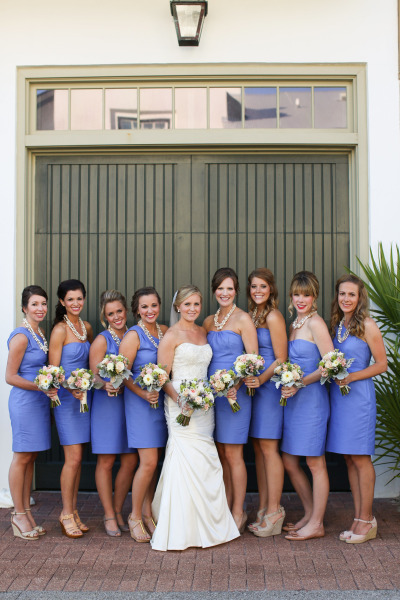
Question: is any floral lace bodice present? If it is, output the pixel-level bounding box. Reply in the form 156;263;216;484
170;343;213;385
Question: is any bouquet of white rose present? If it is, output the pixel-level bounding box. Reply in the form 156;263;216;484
209;368;241;412
176;378;215;426
34;365;65;408
97;353;131;396
63;368;96;413
233;353;265;397
134;363;170;409
271;360;305;406
319;350;354;396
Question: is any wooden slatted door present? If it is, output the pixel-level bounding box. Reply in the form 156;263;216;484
34;153;349;490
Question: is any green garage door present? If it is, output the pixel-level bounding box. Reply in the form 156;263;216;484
34;152;350;490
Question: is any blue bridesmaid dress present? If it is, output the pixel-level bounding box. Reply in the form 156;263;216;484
207;330;251;444
53;341;91;445
7;328;51;452
326;329;376;455
249;328;283;439
124;325;167;449
281;339;329;456
91;331;135;455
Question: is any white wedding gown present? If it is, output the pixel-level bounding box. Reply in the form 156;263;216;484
151;342;239;551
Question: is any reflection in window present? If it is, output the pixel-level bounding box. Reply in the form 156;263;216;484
244;88;277;128
209;88;242;129
314;87;347;129
37;90;68;130
139;88;172;129
175;88;207;129
279;87;311;128
105;89;137;130
71;89;102;130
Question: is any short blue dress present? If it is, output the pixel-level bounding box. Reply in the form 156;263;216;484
53;341;91;445
7;327;51;452
326;328;376;455
207;330;251;444
281;339;329;457
124;325;167;449
91;331;135;455
249;328;283;439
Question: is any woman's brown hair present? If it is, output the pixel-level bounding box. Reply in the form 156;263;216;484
247;268;278;325
330;274;369;338
211;267;239;294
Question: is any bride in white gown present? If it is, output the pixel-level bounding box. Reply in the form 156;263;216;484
151;285;239;551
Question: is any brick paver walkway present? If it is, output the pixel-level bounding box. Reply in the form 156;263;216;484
0;492;398;593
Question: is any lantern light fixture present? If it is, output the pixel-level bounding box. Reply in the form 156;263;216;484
170;1;208;46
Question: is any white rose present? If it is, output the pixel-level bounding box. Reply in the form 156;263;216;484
115;362;124;373
106;362;114;371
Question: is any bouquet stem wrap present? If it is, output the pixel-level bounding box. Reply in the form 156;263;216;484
80;391;89;413
51;394;61;408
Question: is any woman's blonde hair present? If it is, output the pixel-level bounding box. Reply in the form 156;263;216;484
288;271;319;317
99;290;127;328
330;274;369;338
173;285;202;312
247;268;279;325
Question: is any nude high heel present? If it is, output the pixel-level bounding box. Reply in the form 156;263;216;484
11;511;39;541
252;506;286;538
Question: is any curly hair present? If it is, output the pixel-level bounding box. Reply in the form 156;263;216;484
330;274;369;338
247;268;278;325
288;271;319;317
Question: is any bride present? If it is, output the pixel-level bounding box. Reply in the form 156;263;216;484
150;285;239;551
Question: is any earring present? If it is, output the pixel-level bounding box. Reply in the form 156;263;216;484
177;309;180;313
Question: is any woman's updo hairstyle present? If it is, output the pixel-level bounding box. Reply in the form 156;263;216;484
211;267;239;294
173;285;202;312
330;274;369;338
247;268;278;324
21;285;48;313
288;271;319;317
99;290;127;328
53;279;86;327
131;287;161;320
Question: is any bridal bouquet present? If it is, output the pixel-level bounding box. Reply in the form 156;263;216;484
176;378;214;426
233;353;265;396
271;360;305;406
63;368;96;412
97;353;131;397
319;350;354;396
209;368;241;413
34;365;65;408
135;363;170;409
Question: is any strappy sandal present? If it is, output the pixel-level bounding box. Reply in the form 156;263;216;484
128;514;151;543
11;511;39;541
248;507;267;531
345;517;377;544
59;513;83;538
115;512;130;532
25;507;46;536
252;506;286;538
142;515;157;535
73;509;89;532
104;516;121;537
339;518;357;541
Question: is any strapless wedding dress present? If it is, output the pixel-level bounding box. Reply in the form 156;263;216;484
151;343;239;551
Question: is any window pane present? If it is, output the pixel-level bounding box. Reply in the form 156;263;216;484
209;88;242;129
244;87;277;129
279;87;311;128
175;88;207;129
314;87;347;128
105;89;137;130
36;90;68;130
139;88;172;129
71;89;102;130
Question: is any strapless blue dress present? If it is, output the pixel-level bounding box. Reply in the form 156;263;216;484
249;328;283;439
281;339;329;457
207;330;251;444
326;329;376;455
7;327;51;452
124;326;167;449
53;341;91;445
91;330;135;455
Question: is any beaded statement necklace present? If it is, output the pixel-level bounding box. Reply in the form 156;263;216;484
292;310;317;330
108;325;127;348
63;315;87;341
337;317;351;343
138;319;163;348
214;304;236;331
251;307;267;328
22;318;48;353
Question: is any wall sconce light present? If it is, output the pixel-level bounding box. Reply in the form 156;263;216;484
170;1;208;46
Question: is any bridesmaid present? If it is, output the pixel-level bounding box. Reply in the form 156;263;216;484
281;271;334;542
326;274;387;544
6;286;57;540
49;279;93;539
245;269;287;537
204;267;258;533
89;290;138;537
119;287;168;543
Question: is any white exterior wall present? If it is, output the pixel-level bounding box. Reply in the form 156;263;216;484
0;0;399;496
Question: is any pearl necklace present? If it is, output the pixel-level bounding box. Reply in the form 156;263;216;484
252;307;267;328
337;317;351;343
63;315;87;341
22;318;48;353
292;310;317;330
214;304;236;331
138;320;163;348
108;325;126;348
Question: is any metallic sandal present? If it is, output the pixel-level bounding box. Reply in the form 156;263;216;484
11;511;39;541
25;507;46;536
